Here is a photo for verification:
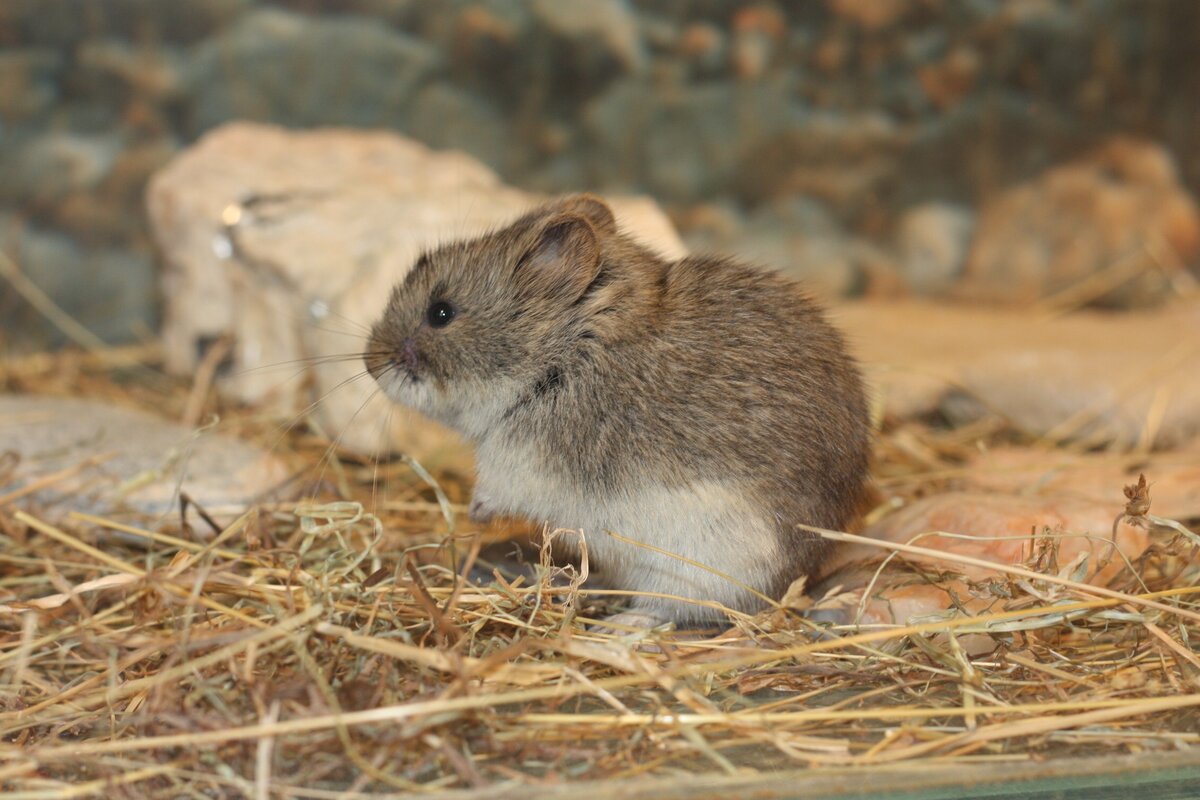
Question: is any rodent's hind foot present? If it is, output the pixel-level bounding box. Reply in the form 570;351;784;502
589;610;673;636
467;491;498;525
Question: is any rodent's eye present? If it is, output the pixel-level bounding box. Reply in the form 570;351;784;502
426;300;456;329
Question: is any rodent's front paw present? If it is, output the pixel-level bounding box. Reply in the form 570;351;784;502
468;492;498;525
591;611;672;636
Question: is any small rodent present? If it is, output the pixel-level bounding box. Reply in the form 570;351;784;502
366;195;871;629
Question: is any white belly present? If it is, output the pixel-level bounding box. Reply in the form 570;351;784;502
474;437;782;618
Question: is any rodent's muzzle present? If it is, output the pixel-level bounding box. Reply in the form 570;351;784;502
364;335;421;384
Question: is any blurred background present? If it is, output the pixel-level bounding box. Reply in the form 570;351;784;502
2;0;1199;351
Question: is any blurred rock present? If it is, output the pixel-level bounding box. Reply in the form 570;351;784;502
407;83;517;176
839;300;1200;448
827;0;913;31
2;132;123;209
961;446;1200;521
0;221;157;345
735;111;904;213
146;122;686;458
682;196;879;297
40;139;179;245
813;491;1151;629
0;395;289;522
530;0;645;74
584;77;803;202
0;0;252;47
959;138;1200;308
77;39;184;101
863;492;1150;587
916;45;980;111
0;49;62;123
895;202;975;295
676;22;726;78
184;9;442;134
730;5;786;80
444;3;525;89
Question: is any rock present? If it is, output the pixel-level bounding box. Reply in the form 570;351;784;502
676;22;726;78
1;132;123;209
584;77;804;202
895;202;975;295
0;221;157;347
730;5;786;80
682;196;878;298
183;9;442;135
958;138;1200;308
0;48;63;123
827;0;914;31
812;491;1152;628
733;111;904;212
406;83;518;176
838;300;1200;448
145;122;686;458
961;446;1200;521
530;0;645;74
0;0;252;47
0;395;290;522
76;39;184;101
916;45;980;111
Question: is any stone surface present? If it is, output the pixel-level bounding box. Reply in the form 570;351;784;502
812;491;1153;629
7;1;1200;351
2;132;123;208
406;82;518;177
0;395;290;521
530;0;645;75
0;48;63;122
961;446;1200;521
183;9;442;135
681;196;884;298
895;202;975;295
0;220;158;346
838;299;1200;448
958;138;1200;308
146;122;687;457
583;76;805;203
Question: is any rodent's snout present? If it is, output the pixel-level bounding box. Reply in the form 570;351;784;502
400;337;420;375
364;331;421;385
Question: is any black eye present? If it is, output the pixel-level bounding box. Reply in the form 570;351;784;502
427;300;456;328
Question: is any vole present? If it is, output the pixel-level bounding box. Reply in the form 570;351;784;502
366;195;871;629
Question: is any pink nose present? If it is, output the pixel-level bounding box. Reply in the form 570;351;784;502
402;337;419;372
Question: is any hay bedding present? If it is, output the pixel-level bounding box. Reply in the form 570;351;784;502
1;347;1198;799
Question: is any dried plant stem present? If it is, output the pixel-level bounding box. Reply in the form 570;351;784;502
806;526;1200;624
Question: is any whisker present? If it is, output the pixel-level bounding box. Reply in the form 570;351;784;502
368;399;396;529
306;382;387;501
320;308;375;337
264;368;377;459
232;352;392;379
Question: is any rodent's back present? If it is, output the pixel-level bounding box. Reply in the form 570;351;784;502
523;251;871;540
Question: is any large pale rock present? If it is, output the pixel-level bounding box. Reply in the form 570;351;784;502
958;137;1200;308
146;122;686;458
838;299;1200;448
0;395;290;522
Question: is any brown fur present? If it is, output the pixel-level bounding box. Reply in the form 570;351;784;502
367;195;871;625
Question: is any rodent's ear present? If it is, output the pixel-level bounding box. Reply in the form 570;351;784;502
517;215;601;301
553;194;616;235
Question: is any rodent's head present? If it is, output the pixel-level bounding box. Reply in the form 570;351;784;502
366;194;617;438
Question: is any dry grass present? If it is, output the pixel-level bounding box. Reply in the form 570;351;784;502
1;346;1199;799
